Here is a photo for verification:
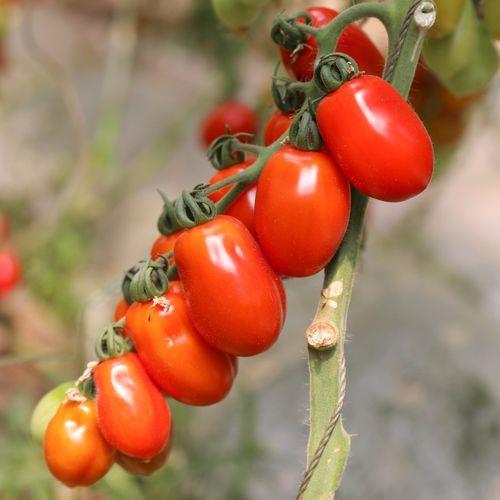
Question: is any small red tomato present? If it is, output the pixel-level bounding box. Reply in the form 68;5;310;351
114;298;129;321
151;229;185;261
264;111;293;146
94;352;171;460
280;7;384;82
0;249;22;295
200;100;258;148
125;282;236;406
44;400;115;487
255;146;350;277
317;75;434;202
175;215;285;357
208;160;257;237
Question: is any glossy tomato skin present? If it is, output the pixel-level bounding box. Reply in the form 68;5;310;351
317;76;434;202
0;249;22;295
280;7;384;82
114;298;129;321
94;353;171;460
151;229;185;261
208;160;257;237
175;215;285;357
255;146;350;277
200;100;258;148
44;400;114;487
264;111;293;146
125;282;236;406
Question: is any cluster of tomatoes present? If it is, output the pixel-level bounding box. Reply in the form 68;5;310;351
33;4;436;489
0;213;22;297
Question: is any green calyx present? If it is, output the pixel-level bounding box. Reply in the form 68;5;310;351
157;190;182;236
272;74;306;113
271;12;312;51
175;188;216;228
314;52;359;94
208;133;247;170
289;99;323;151
95;318;132;362
126;256;170;303
77;375;96;400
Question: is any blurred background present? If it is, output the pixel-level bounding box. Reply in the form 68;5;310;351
0;0;499;499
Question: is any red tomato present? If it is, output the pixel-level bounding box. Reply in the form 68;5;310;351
150;229;185;261
317;75;434;202
208;160;257;237
125;282;236;406
114;298;129;321
264;111;293;146
44;400;114;487
94;352;171;460
200;100;258;148
0;249;22;295
255;146;350;277
175;215;285;357
280;7;384;82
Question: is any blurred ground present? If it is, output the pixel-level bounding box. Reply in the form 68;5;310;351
0;1;499;499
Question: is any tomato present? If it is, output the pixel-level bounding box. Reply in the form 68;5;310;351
44;400;114;487
114;298;129;321
279;7;384;82
125;282;236;406
94;352;171;459
0;249;21;295
175;215;285;356
31;382;74;443
428;0;466;38
255;146;350;277
264;110;293;146
200;100;258;148
151;229;185;261
211;0;266;30
208;160;257;237
317;75;434;202
426;109;464;145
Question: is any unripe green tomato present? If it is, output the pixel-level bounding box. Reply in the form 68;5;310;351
423;0;478;80
443;23;499;97
211;0;267;30
428;0;466;38
30;381;74;443
484;0;500;40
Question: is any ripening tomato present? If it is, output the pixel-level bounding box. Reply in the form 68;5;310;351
0;249;21;295
264;110;293;146
279;7;384;82
114;298;129;321
255;146;350;277
94;353;171;459
175;215;285;356
44;400;114;487
125;282;236;406
200;100;258;148
317;75;434;202
151;229;185;261
208;160;257;237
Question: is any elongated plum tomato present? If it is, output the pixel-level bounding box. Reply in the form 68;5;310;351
208;160;257;237
200;100;258;148
280;7;384;82
44;400;114;487
175;215;285;357
255;146;350;277
125;282;236;406
0;249;22;295
94;352;171;459
151;229;185;261
264;111;293;146
317;76;434;202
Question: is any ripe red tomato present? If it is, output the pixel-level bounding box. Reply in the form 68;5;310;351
125;281;236;406
151;229;185;261
264;110;293;146
255;146;350;277
317;75;434;202
44;400;114;487
94;352;171;460
0;249;22;295
279;7;384;82
200;100;258;148
208;160;257;237
175;215;285;356
114;298;129;321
